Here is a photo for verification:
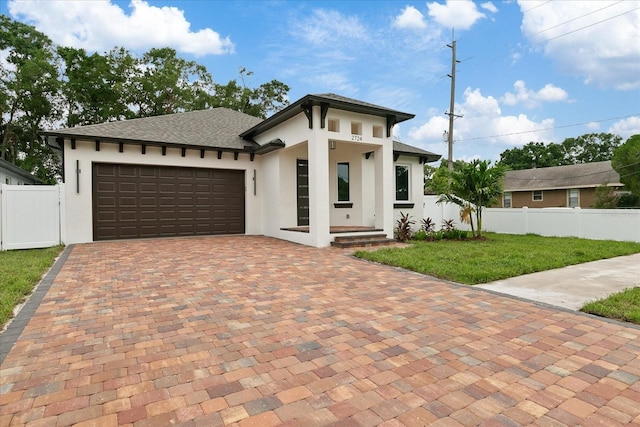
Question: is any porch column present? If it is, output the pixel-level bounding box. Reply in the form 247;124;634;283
308;105;331;247
374;141;394;238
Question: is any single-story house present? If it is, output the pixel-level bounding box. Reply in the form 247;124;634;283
499;161;623;208
42;93;440;247
0;158;42;185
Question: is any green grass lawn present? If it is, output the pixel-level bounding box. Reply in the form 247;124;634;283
581;288;640;325
0;246;64;329
355;233;640;285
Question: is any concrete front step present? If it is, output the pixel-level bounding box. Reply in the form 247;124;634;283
330;234;397;248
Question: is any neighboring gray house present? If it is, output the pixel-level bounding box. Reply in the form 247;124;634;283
500;161;623;208
0;158;41;185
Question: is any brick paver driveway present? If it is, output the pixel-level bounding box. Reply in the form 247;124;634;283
1;236;639;427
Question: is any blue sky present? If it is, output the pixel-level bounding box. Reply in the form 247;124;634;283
4;0;640;162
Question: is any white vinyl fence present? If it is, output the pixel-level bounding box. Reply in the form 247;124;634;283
0;184;64;250
424;195;640;243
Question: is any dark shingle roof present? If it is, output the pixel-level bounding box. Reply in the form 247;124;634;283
503;161;622;191
0;158;42;184
393;141;441;163
42;108;262;150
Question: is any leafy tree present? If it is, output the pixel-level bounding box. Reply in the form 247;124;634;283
611;134;640;197
424;160;460;195
594;184;618;209
498;133;622;170
0;16;60;183
212;68;290;119
58;46;133;126
437;160;505;237
561;133;622;164
127;47;215;117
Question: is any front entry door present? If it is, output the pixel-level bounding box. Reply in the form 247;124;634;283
296;159;309;226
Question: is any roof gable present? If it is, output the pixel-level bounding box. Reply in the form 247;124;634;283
240;93;415;140
503;161;622;191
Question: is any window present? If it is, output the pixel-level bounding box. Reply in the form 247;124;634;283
395;165;409;201
532;190;543;201
372;125;383;138
328;118;339;132
351;122;362;135
337;162;349;201
568;189;579;207
503;192;512;208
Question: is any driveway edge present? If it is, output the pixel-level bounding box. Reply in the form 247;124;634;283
0;244;74;365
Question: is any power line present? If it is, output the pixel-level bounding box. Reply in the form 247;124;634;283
530;1;624;37
455;3;638;71
454;114;639;143
537;6;640;44
521;0;552;13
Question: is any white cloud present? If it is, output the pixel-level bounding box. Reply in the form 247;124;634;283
481;2;498;14
407;87;556;160
7;0;234;56
501;80;569;108
426;0;486;30
293;9;369;46
608;116;640;140
393;6;427;30
518;0;640;90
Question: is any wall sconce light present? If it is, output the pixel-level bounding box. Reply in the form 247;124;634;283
329;139;337;150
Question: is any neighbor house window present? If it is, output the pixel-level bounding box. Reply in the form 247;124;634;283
337;162;349;201
568;189;579;207
395;165;409;201
532;190;543;201
503;192;512;208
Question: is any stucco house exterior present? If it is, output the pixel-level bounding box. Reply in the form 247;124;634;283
0;158;42;185
499;161;623;208
42;93;440;248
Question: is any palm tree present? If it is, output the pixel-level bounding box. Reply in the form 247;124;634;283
438;160;505;237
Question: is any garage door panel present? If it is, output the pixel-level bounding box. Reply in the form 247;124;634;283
93;163;244;241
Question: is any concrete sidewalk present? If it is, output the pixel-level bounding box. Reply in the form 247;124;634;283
476;253;640;310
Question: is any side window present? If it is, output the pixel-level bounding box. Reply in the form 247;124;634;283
503;192;512;208
395;165;409;201
568;189;579;207
532;190;543;201
337;162;349;201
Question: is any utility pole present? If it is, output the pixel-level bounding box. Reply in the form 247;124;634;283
445;33;462;170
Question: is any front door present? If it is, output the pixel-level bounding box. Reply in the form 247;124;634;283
296;159;309;226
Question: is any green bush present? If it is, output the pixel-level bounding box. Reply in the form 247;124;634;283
414;230;427;241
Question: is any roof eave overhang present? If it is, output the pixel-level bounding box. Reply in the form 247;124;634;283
504;182;624;192
39;131;259;153
394;150;441;164
240;94;415;140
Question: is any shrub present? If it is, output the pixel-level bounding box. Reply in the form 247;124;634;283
421;217;436;233
442;218;455;232
395;212;415;242
414;230;427;241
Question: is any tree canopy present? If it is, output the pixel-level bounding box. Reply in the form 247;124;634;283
498;133;622;171
612;134;640;197
0;17;291;183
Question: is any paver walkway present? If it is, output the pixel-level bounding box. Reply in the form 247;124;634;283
1;236;639;427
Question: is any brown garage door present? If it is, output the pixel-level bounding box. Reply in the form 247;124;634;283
92;163;245;241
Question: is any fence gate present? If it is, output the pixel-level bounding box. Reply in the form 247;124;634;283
0;184;63;250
